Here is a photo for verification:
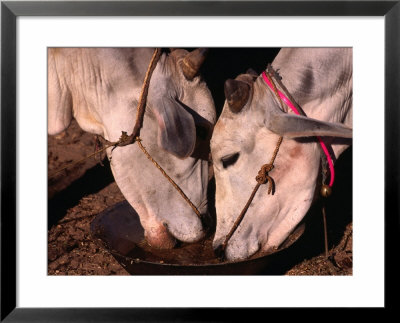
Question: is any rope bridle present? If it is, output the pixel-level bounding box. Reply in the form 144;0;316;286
50;48;201;218
218;65;335;259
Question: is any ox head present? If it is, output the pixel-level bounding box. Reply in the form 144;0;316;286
48;48;216;250
210;69;352;261
106;48;216;249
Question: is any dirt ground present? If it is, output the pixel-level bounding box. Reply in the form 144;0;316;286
48;119;352;276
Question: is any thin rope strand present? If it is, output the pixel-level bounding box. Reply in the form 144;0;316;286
136;138;201;218
220;135;283;257
322;203;329;258
48;143;115;178
220;182;261;253
131;48;162;139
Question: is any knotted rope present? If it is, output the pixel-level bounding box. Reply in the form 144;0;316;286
101;47;163;148
218;123;283;258
256;163;275;194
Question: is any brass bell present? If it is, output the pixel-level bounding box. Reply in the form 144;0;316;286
321;184;332;198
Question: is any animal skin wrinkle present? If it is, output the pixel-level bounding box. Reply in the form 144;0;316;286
158;53;171;75
333;70;352;94
51;47;61;56
176;162;198;183
241;223;254;239
50;64;72;133
51;55;62;88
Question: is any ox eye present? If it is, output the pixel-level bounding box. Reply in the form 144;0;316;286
221;153;240;169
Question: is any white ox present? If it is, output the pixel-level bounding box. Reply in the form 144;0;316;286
48;48;216;249
211;48;352;261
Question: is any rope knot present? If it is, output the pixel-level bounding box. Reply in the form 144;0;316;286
255;163;275;194
116;131;135;147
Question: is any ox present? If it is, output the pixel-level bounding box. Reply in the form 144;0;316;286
211;48;352;261
48;48;216;249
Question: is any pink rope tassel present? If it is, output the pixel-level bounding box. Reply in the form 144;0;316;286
262;71;335;187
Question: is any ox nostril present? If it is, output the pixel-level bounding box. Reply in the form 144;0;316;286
213;244;226;261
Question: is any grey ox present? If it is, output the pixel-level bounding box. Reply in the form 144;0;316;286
211;48;352;261
48;48;216;249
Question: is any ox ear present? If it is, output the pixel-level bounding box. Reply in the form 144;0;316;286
152;98;196;158
266;112;352;138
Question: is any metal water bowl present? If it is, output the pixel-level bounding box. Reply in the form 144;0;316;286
90;200;305;275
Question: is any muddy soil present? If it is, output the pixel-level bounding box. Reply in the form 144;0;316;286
48;119;352;276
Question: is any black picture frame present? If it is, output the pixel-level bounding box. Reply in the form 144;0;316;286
1;1;398;321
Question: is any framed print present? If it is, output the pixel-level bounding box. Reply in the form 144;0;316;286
1;0;398;321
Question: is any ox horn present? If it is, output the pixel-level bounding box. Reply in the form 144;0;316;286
224;79;251;113
181;48;209;80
